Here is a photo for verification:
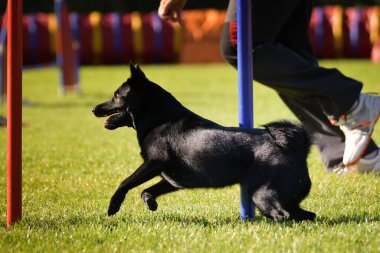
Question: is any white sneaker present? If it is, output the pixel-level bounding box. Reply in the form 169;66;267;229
347;150;380;173
336;94;380;166
332;149;380;174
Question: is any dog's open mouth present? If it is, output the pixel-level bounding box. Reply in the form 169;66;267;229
104;111;127;130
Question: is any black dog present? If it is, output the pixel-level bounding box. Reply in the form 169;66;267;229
92;63;316;222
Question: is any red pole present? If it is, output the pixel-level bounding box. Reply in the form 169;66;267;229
60;5;77;91
7;0;23;227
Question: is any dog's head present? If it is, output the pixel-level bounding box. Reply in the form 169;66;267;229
92;63;149;130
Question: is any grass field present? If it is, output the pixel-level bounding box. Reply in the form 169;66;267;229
0;61;379;253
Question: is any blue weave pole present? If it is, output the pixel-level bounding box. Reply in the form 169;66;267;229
237;0;255;220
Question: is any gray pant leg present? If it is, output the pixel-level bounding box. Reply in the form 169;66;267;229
278;95;345;169
252;42;362;119
220;0;377;170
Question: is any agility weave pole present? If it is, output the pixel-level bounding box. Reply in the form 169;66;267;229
7;0;23;227
54;0;80;95
0;0;79;96
237;0;255;219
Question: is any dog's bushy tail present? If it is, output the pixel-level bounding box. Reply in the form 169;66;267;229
263;120;312;155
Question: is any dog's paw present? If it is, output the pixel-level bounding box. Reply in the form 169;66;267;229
145;198;158;211
107;193;125;216
141;192;158;211
107;203;121;216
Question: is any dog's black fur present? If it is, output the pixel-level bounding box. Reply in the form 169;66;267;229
92;63;316;222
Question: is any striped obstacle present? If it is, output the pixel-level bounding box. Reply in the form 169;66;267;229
1;7;380;68
1;11;182;96
22;14;55;65
4;12;182;65
17;12;181;65
75;12;182;64
324;6;344;57
309;6;335;58
343;7;372;58
309;6;379;59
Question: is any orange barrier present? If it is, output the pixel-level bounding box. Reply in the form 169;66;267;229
181;9;226;63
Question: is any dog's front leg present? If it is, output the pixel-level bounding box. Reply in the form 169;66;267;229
108;160;163;216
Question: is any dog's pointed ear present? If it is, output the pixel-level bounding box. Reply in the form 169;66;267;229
129;61;146;80
135;64;146;78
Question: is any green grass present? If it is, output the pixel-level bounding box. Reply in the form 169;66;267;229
0;61;379;253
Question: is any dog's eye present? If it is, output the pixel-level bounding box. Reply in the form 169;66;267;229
114;93;120;99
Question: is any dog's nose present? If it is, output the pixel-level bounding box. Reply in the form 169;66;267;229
92;107;97;113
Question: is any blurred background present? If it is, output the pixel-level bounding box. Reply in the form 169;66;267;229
1;0;380;13
0;0;380;69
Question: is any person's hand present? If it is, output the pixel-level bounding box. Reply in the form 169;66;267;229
158;0;188;23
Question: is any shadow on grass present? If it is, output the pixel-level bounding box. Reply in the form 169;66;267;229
5;212;258;230
5;211;378;231
150;211;380;228
145;213;243;227
316;212;380;225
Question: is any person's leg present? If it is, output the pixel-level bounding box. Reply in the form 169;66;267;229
270;0;379;170
272;0;379;169
251;42;363;119
223;0;361;119
221;0;379;171
222;26;355;170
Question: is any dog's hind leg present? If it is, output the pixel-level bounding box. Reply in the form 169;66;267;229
108;160;163;216
252;181;315;222
252;185;291;222
141;179;179;211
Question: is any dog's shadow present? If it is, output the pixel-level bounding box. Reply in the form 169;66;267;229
315;212;380;225
149;211;380;228
5;212;378;230
148;213;241;227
